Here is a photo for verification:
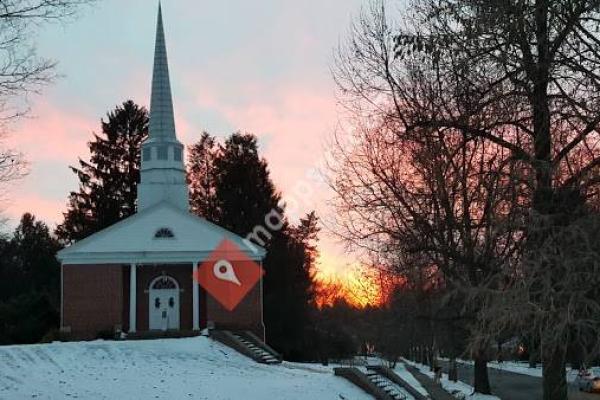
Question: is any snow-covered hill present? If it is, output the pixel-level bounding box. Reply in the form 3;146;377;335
0;337;371;400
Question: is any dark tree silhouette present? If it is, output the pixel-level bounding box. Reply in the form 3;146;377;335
56;100;148;243
187;132;318;360
0;213;61;344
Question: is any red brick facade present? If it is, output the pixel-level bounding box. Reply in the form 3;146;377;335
62;263;264;340
62;264;125;339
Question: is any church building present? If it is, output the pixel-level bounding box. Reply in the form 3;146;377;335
57;4;266;340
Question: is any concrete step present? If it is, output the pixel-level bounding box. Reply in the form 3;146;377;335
230;332;282;365
365;372;407;400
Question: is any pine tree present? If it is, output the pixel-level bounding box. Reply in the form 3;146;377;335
188;132;219;221
56;100;148;243
213;133;281;235
266;212;320;360
293;211;320;285
187;132;318;359
0;213;61;344
11;213;61;299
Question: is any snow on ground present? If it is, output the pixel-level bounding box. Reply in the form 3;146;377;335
404;359;501;400
446;359;543;378
488;361;583;383
451;359;581;382
485;361;542;378
393;362;429;398
488;361;541;378
0;337;372;400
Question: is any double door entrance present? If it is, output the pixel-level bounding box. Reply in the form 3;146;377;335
148;275;180;331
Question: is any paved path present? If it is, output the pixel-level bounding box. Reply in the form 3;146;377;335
404;365;455;400
442;361;599;400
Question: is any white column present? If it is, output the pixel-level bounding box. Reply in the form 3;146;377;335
129;263;137;333
192;262;200;331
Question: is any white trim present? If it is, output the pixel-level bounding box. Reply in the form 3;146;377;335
56;202;266;262
148;273;181;331
148;274;180;290
58;251;263;265
192;262;200;331
129;264;137;333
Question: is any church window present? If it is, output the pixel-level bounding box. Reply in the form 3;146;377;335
143;147;152;161
157;145;168;160
174;147;182;161
154;227;175;239
151;276;178;289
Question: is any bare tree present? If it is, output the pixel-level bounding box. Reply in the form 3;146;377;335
472;198;600;399
331;0;600;398
330;2;527;393
392;1;600;399
0;0;95;206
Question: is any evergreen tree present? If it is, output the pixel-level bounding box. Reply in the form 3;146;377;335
56;100;148;243
11;213;61;301
213;133;281;234
188;132;219;221
188;132;318;360
292;211;320;292
0;213;61;344
266;212;320;360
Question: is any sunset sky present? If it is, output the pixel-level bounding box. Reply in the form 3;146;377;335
3;0;366;280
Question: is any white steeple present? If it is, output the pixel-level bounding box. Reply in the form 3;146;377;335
137;2;189;212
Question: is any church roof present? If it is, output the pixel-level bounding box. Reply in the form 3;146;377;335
57;202;266;265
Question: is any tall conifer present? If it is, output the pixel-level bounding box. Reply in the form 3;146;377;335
56;101;148;243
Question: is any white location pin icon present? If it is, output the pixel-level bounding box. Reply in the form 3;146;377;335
213;259;241;286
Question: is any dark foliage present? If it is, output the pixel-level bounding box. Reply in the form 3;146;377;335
56;100;148;243
0;213;61;344
187;132;318;360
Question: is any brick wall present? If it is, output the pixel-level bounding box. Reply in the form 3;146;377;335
62;263;263;339
62;264;124;339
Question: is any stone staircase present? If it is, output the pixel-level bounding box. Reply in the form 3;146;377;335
231;332;280;364
211;330;282;365
367;365;430;400
364;369;409;400
334;367;403;400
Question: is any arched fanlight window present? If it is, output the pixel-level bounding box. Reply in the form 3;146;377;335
151;275;178;290
154;227;175;239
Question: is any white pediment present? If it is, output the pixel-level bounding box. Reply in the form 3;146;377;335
57;202;266;265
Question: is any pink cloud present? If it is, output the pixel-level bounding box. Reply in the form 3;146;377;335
2;192;65;229
6;100;94;165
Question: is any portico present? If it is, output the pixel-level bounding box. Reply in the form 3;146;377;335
127;262;201;334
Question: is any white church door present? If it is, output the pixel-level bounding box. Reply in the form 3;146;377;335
148;275;180;331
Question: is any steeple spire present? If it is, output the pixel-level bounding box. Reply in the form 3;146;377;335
137;2;189;212
149;2;176;139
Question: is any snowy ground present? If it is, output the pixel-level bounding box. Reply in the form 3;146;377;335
0;337;372;400
444;359;543;378
393;362;429;398
450;359;581;383
404;359;501;400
